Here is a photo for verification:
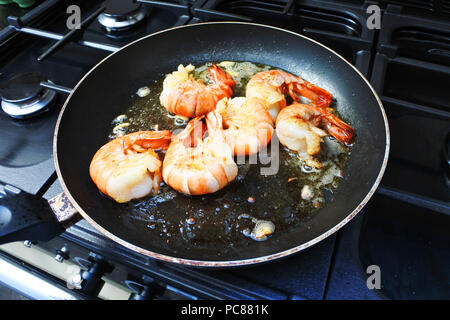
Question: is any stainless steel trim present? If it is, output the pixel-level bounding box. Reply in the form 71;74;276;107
97;11;146;30
0;255;78;300
1;89;55;118
54;21;390;267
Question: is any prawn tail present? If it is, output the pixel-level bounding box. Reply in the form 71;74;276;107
205;110;225;133
152;170;162;195
319;109;354;143
177;116;206;148
289;80;333;109
209;64;235;93
122;130;173;153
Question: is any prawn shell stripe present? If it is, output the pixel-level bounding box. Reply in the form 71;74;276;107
276;103;353;168
216;96;274;156
89;131;172;203
245;69;334;121
243;69;352;168
162;112;238;196
160;64;235;118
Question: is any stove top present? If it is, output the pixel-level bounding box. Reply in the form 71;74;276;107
0;0;448;300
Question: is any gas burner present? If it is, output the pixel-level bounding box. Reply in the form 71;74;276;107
97;0;148;31
0;73;56;119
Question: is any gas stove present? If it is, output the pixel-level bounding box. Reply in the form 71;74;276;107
0;0;448;300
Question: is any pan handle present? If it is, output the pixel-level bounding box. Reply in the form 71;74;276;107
0;184;80;244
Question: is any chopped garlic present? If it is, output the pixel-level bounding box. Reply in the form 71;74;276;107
113;122;130;135
136;86;151;97
184;64;195;72
252;220;275;240
112;114;127;124
301;185;313;200
228;70;239;78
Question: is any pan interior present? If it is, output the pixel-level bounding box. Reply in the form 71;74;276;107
56;23;387;263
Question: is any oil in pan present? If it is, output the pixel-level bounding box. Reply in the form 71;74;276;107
107;61;350;249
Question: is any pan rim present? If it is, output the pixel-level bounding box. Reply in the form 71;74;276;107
54;21;390;267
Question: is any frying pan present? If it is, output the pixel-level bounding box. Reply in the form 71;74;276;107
0;22;389;267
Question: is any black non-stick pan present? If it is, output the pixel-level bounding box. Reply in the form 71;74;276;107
0;22;389;267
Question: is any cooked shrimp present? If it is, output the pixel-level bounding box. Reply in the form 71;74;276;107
246;69;333;121
216;96;274;156
162;111;238;195
276;103;353;168
159;64;235;118
89;130;172;203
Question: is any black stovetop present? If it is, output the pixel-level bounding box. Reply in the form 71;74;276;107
0;0;449;300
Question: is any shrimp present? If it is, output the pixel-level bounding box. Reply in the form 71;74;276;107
216;96;274;156
246;69;333;121
89;130;172;203
162;111;238;195
276;103;353;168
159;64;235;118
